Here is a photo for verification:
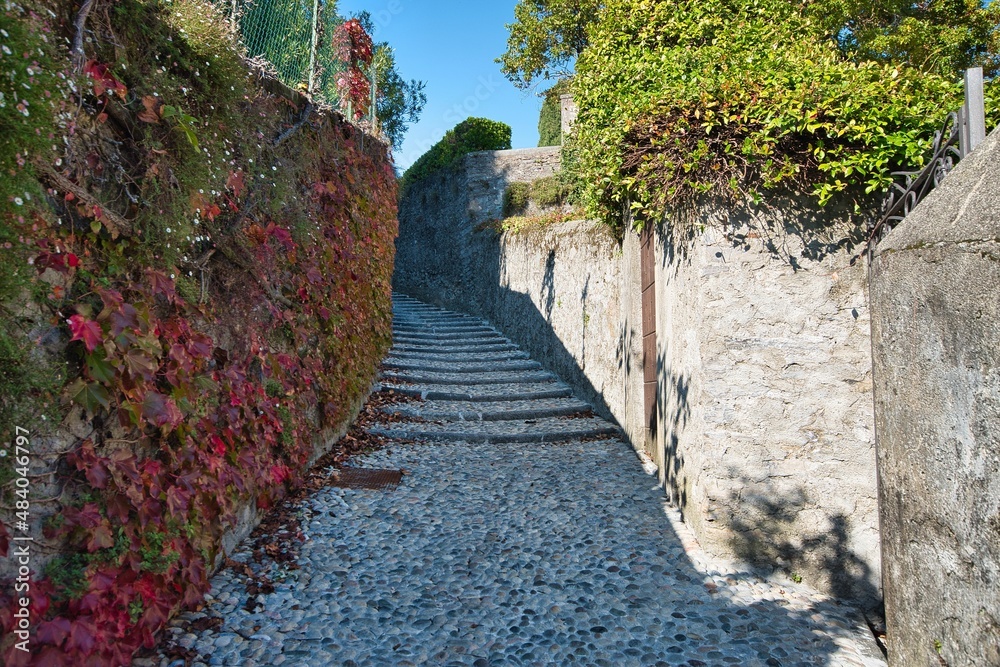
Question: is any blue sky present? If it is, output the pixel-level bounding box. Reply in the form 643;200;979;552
334;0;545;170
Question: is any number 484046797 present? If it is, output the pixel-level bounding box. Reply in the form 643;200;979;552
13;427;30;526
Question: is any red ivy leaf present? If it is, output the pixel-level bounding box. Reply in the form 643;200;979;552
70;503;104;529
141;391;183;429
166;485;190;518
226;169;246;197
147;269;178;304
36;618;71;647
68;314;102;352
0;521;8;558
86;521;114;552
110;303;140;337
66;617;97;654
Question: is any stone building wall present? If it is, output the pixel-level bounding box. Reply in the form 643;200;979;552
394;146;561;309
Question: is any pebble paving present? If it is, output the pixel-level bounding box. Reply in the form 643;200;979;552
142;294;886;667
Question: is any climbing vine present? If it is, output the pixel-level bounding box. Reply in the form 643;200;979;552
0;1;396;664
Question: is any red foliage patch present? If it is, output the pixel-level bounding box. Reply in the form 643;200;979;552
0;106;396;667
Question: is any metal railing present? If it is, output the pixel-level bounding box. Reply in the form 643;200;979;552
869;68;987;251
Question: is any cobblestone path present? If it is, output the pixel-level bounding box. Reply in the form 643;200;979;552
143;295;886;667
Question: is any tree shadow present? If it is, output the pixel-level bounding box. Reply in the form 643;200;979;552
724;473;883;613
652;189;874;269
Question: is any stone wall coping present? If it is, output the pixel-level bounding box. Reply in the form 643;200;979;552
466;146;563;161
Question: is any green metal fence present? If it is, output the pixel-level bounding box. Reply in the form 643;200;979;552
215;0;373;121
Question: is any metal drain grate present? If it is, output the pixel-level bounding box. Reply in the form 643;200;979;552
329;467;403;490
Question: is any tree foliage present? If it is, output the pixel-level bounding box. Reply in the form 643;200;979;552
399;117;512;195
567;0;998;230
538;79;571;146
813;0;1000;77
373;45;427;151
498;0;603;88
355;11;426;151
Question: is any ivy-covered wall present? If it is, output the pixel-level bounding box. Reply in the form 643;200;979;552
0;1;396;665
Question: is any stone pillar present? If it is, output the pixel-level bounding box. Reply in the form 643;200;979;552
560;94;578;140
868;127;1000;666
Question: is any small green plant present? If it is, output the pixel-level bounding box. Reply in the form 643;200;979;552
503;182;530;217
791;572;803;584
43;554;90;602
529;175;570;208
128;598;144;623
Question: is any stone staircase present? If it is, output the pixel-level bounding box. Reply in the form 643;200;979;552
375;294;620;444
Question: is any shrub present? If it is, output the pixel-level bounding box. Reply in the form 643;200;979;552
400;117;511;195
529;174;570;208
503;182;531;217
569;0;998;230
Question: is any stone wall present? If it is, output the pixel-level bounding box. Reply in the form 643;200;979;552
468;219;642;428
395;158;880;607
647;200;879;605
869;127;1000;666
394;146;561;308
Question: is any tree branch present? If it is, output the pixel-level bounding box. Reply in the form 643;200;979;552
273;102;313;147
72;0;97;71
35;161;133;238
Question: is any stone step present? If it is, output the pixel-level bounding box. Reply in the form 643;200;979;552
392;325;497;336
392;343;521;355
393;319;482;327
382;357;543;374
394;336;516;351
384;397;593;422
392;331;505;343
383;368;556;386
381;380;573;402
370;415;619;444
387;349;531;363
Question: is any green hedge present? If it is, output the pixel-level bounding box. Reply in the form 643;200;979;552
400;117;511;195
569;0;998;230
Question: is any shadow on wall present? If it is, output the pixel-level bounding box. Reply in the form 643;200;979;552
724;474;882;610
659;190;872;269
656;341;692;516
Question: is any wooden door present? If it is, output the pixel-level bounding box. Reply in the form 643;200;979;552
640;227;657;443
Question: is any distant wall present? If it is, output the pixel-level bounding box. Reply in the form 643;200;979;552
869;127;1000;667
395;156;880;607
394;146;560;308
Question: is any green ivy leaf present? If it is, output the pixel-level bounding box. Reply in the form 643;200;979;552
66;379;111;414
86;349;116;384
